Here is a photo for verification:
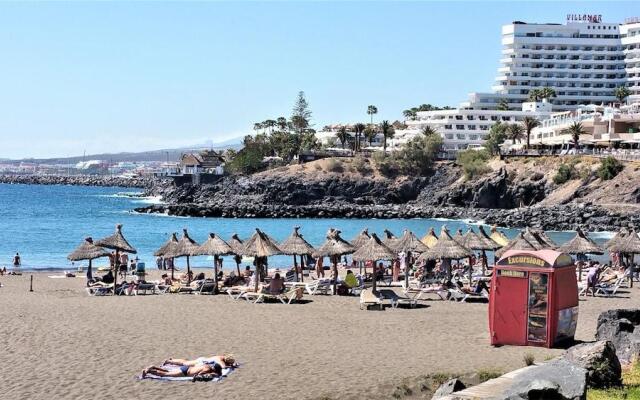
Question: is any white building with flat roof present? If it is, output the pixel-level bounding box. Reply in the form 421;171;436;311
395;16;640;154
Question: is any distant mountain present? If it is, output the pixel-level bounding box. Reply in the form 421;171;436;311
9;137;244;164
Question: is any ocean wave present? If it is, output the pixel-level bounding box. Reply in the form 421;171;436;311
132;196;163;205
95;192;144;198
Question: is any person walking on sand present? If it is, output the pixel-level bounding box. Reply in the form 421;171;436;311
13;253;21;268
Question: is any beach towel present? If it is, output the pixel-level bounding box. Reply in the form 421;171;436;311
139;365;237;382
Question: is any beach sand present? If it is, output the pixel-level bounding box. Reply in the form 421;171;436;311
0;270;636;400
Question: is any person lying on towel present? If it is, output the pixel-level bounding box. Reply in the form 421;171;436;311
163;354;236;369
142;362;221;380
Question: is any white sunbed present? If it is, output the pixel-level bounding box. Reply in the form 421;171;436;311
304;278;332;295
448;288;489;303
378;289;417;309
359;288;383;310
86;284;113;296
595;277;625;297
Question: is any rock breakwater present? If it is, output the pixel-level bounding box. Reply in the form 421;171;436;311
0;174;151;188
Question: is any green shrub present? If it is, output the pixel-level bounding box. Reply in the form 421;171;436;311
457;149;491;179
553;163;577;184
324;158;343;173
523;353;535;366
597;156;623;180
477;369;502;383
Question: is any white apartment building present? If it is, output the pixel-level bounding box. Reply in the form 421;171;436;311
396;16;640;154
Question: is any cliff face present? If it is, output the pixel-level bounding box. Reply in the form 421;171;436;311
137;156;640;231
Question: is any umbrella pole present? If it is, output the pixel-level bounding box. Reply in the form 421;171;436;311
235;257;241;278
631;253;635;289
481;250;487;276
404;251;411;289
213;255;219;294
113;250;119;294
293;255;298;282
372;260;377;293
468;256;473;284
170;258;175;281
186;256;191;285
254;258;260;292
300;256;305;282
332;256;338;295
578;254;583;281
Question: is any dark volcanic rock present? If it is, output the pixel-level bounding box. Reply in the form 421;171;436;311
502;360;587;400
563;341;622;388
0;174;150;188
596;309;640;364
431;378;466;399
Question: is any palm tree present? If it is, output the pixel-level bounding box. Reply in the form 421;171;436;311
528;89;541;102
380;120;394;153
253;122;262;135
614;86;631;105
507;123;525;144
336;126;349;149
403;109;417;121
497;98;510;111
364;125;377;147
540;87;557;103
561;122;587;150
353;123;365;152
421;126;437;136
264;119;276;134
367;105;378;125
522;116;541;149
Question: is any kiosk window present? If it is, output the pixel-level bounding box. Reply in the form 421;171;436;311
527;273;548;342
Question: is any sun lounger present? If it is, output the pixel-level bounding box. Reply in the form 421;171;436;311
595;277;625;297
359;288;383;310
448;288;489;303
378;289;417;309
194;281;217;295
242;287;303;304
131;282;157;295
86;284;113;296
304;278;332;295
226;286;249;300
403;286;449;301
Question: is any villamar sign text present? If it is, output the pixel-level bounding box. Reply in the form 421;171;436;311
567;14;602;23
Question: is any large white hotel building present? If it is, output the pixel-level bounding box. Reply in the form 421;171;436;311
394;15;640;154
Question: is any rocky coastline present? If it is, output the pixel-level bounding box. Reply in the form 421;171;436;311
134;201;634;232
0;174;151;188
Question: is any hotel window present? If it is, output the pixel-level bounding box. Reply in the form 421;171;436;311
490;116;498;121
456;125;465;130
469;135;478;141
468;125;477;130
445;134;454;140
466;115;475;120
444;125;452;130
455;115;463;120
456;134;466;140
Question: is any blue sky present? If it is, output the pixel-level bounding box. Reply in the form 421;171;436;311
0;1;633;159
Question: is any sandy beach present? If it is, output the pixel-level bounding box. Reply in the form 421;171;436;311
0;269;636;400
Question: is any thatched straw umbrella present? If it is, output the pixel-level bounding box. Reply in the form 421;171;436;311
452;229;465;244
393;230;429;288
382;229;398;248
558;227;603;281
313;229;355;294
523;227;554;250
94;224;137;293
461;228;497;277
67;237;110;282
350;228;371;275
490;226;509;247
279;226;315;282
535;229;558;248
421;227;439;249
198;233;234;293
608;229;640;288
242;228;282;292
229;234;245;277
604;228;628;250
495;232;537;258
154;232;179;280
352;233;396;293
418;226;473;279
165;228;200;285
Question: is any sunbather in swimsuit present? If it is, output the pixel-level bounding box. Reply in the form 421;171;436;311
163;354;236;369
142;362;221;379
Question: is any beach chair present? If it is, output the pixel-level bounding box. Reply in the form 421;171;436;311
194;281;217;295
86;284;113;296
403;285;449;301
349;275;365;296
132;282;157;295
359;288;383;310
169;282;195;294
242;290;287;304
595;277;624;297
448;288;489;303
226;286;248;300
304;278;332;295
378;289;417;309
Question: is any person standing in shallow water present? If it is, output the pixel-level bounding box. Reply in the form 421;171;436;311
13;253;21;268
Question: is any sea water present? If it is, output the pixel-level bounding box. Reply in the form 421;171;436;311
0;183;612;270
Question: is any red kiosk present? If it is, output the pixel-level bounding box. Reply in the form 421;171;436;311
489;249;579;348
